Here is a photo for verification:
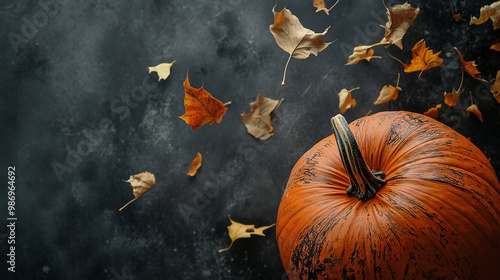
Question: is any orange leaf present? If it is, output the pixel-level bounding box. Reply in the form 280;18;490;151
374;73;401;105
187;152;202;177
490;70;500;104
454;47;487;82
179;73;227;130
423;104;442;119
313;0;340;15
451;7;466;22
444;67;463;107
466;104;483;122
491;42;500;52
403;39;443;76
380;2;420;49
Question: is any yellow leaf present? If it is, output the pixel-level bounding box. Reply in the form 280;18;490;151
345;45;382;65
119;171;156;211
423;104;442;119
402;39;443;76
470;1;500;30
380;2;420;49
374;73;401;105
313;0;340;15
241;93;283;140
219;216;275;253
338;87;359;114
148;61;176;81
269;5;332;85
490;70;500;104
187;152;202;177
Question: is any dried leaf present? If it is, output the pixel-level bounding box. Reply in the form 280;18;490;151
241;93;282;140
313;0;340;15
451;7;466;22
402;39;443;76
444;88;461;107
269;5;332;85
338;87;359;113
380;2;420;49
179;73;227;130
423;104;442;119
470;1;500;30
345;45;382;65
491;42;500;52
374;73;401;105
490;70;500;104
187;152;202;177
466;104;483;122
119;171;156;211
218;216;275;253
454;47;487;82
148;61;176;81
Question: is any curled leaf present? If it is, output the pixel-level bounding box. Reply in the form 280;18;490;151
490;70;500;104
218;216;275;253
269;5;332;86
187;152;202;177
374;73;401;105
345;44;382;65
338;87;359;113
380;2;420;49
466;104;483;122
454;47;488;82
179;73;227;130
241;94;283;140
119;171;156;211
444;67;463;107
313;0;340;15
423;104;442;119
401;39;443;76
470;1;500;30
451;7;466;22
148;61;176;81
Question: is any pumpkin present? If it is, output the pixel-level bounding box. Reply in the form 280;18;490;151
276;111;500;280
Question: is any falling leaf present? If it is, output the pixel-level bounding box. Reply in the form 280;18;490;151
374;73;401;105
218;216;275;253
465;92;483;122
338;87;359;113
148;61;176;81
187;152;202;177
451;7;466;22
119;171;156;211
313;0;340;15
380;2;420;49
491;42;500;52
393;39;443;76
269;5;332;86
423;104;442;119
241;93;283;140
444;67;463;107
470;1;500;30
179;73;227;130
490;70;500;104
345;44;383;65
454;47;488;82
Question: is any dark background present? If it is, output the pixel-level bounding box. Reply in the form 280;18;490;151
1;0;499;279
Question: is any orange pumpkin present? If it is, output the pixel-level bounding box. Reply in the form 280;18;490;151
277;111;500;279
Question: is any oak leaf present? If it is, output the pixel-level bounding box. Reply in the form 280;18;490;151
470;1;500;30
451;7;466;22
241;94;283;140
119;171;156;211
374;73;401;105
338;87;358;114
491;42;500;52
345;45;382;65
218;216;275;253
380;2;420;49
313;0;340;15
454;47;488;82
400;39;443;76
444;68;463;107
179;73;227;130
187;152;202;177
269;5;332;85
423;104;442;119
148;61;176;81
490;70;500;104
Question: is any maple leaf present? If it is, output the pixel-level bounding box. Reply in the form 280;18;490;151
444;68;463;107
451;7;466;22
119;171;156;211
454;47;488;83
490;70;500;104
148;61;176;81
390;39;442;77
465;92;483;122
374;73;401;105
338;87;359;114
345;44;383;65
491;42;500;52
313;0;340;15
269;5;332;86
179;73;227;130
187;152;202;177
380;2;420;49
242;93;283;140
470;1;500;30
218;216;275;253
423;104;442;119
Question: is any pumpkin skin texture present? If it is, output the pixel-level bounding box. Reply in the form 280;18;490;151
276;111;500;280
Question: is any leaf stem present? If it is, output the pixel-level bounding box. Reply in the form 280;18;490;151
119;197;138;211
282;55;292;86
328;0;341;12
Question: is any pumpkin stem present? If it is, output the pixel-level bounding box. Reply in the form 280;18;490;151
331;114;386;201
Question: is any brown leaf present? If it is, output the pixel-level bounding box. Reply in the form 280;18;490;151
490;70;500;104
269;5;332;85
380;2;420;49
402;39;443;76
338;87;359;113
187;152;202;177
242;94;283;140
179;73;227;130
374;73;401;105
451;7;466;22
491;42;500;52
313;0;340;15
148;61;176;81
219;216;275;253
345;45;382;65
470;1;500;30
454;47;487;82
466;104;483;122
423;104;442;119
119;171;156;211
444;67;463;107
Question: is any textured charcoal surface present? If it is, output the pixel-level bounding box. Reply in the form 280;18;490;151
1;0;499;279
